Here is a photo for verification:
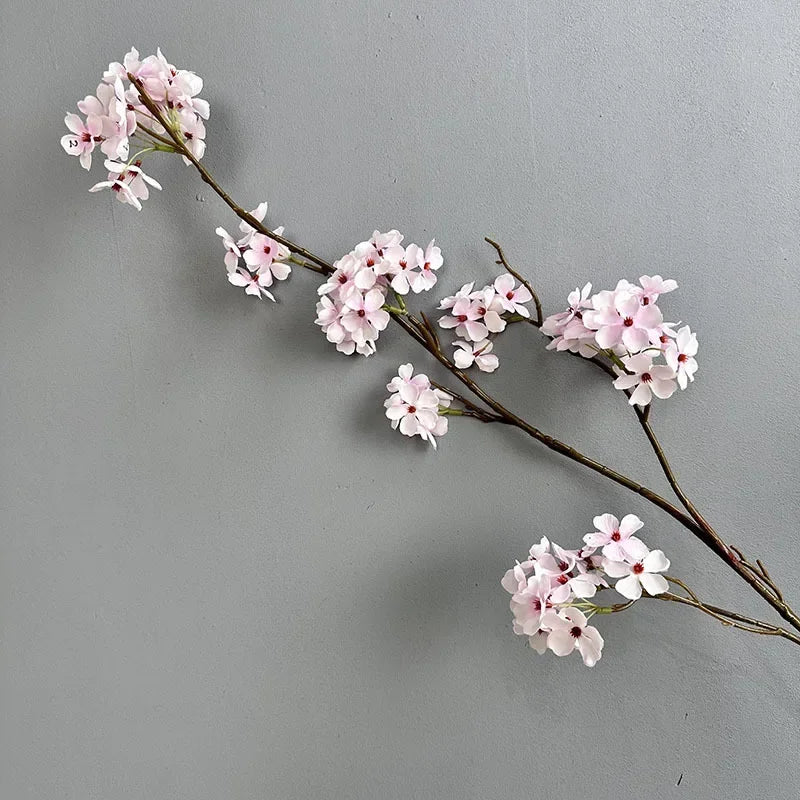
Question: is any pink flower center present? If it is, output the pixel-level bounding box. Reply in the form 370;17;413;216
611;531;621;541
570;626;583;638
632;563;645;574
623;317;634;327
642;372;652;383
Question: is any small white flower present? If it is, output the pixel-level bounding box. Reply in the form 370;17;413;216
665;325;699;390
452;339;499;373
613;353;677;407
605;549;671;601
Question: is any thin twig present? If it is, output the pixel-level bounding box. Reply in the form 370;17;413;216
484;237;543;326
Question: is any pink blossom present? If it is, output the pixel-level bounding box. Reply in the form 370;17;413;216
61;113;103;170
541;608;604;667
88;159;162;210
541;282;592;337
664;325;698;390
613;353;677;406
384;365;450;448
243;232;286;272
177;109;206;162
227;268;276;301
493;273;533;316
215;227;241;272
341;289;390;345
584;291;663;352
237;202;270;248
409;240;443;293
438;297;489;342
509;575;556;635
636;275;678;305
584;513;649;563
604;549;670;600
387;363;432;394
452;339;499;372
472;287;507;334
388;244;421;295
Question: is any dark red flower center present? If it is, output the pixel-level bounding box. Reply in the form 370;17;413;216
457;314;468;322
570;626;583;638
611;531;621;541
623;317;634;327
632;562;645;574
407;405;416;413
357;309;366;318
678;353;688;363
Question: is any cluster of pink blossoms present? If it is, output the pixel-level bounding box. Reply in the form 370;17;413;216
384;364;452;448
315;231;442;356
215;203;291;301
502;513;670;666
60;48;208;209
541;277;699;404
437;275;533;373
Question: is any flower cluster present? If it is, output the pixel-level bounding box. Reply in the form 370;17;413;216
315;231;442;356
215;203;291;301
541;277;699;405
438;274;533;373
502;513;670;666
61;47;208;209
384;364;452;448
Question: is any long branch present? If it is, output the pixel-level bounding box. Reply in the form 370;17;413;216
130;81;799;639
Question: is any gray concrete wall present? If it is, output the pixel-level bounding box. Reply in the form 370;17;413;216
2;2;798;797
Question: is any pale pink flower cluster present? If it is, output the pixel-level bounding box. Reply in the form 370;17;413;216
61;47;208;209
502;513;670;666
542;277;699;406
437;274;533;373
215;202;291;301
384;364;452;448
315;231;442;356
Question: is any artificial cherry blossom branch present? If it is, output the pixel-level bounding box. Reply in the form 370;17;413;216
134;74;800;639
63;50;799;664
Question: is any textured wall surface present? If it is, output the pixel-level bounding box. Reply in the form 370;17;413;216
2;2;799;798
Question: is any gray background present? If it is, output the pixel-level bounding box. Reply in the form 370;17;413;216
2;1;799;798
